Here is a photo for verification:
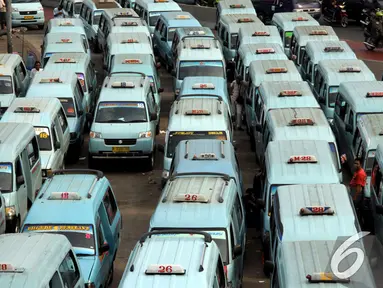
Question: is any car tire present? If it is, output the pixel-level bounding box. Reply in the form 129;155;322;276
146;146;156;171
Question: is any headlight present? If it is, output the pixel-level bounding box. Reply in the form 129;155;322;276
12;8;18;12
175;89;180;96
6;206;16;217
162;170;169;179
139;131;152;138
89;131;102;139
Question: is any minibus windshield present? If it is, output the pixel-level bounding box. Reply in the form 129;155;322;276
0;163;12;192
96;101;147;123
34;127;52;151
179;61;224;80
0;76;13;94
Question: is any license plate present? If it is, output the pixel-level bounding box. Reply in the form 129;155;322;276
24;16;34;20
112;147;130;153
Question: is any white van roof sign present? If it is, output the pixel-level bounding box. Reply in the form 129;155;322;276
48;192;82;200
288;155;317;163
300;206;334;216
145;264;186;275
0;264;24;273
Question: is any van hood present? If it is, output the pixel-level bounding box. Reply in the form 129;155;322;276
93;122;150;139
77;256;96;281
0;94;16;109
12;2;43;11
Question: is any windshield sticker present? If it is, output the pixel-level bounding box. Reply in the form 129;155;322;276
208;131;223;135
34;127;50;139
171;131;195;136
76;73;85;87
149;12;160;17
180;61;223;68
99;102;144;108
153;230;226;239
329;87;338;93
0;164;11;173
285;31;293;38
24;225;93;232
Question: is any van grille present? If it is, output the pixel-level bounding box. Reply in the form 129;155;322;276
104;139;137;145
20;11;38;15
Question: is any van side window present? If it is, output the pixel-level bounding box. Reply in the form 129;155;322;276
27;137;39;168
15;157;23;188
229;223;235;259
255;96;263;120
314;70;323;93
335;94;347;121
75;81;84;104
13;72;21;96
58;107;68;132
103;187;118;224
353;128;362;150
348;110;354;130
52;125;59;149
59;251;80;287
49;271;63;288
234;194;243;225
96;217;106;250
16;63;27;81
215;257;226;288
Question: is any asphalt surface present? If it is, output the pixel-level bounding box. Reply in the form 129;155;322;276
14;3;383;287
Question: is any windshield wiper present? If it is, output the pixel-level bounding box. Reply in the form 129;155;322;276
98;119;127;123
76;253;94;257
126;120;147;123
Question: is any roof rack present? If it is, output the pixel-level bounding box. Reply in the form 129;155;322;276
220;141;225;158
128;230;212;273
217;100;222;114
169;172;231;182
218;180;228;203
40;169;104;199
184;141;189;159
162;180;174;203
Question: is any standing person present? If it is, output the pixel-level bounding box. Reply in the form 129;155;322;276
30;61;43;78
53;5;64;18
230;75;247;131
0;0;5;30
350;157;367;212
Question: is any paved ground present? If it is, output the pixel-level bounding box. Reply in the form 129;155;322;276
0;3;382;287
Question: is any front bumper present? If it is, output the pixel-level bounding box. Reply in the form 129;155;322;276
89;137;153;159
12;11;45;26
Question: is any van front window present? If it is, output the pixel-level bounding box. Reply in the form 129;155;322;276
95;101;147;123
149;12;160;26
328;86;339;108
76;73;87;92
269;185;280;212
0;163;12;192
74;2;82;14
366;150;376;175
179;61;224;80
168;28;176;41
167;131;227;158
0;76;13;94
23;224;96;255
59;98;76;117
284;31;293;48
230;33;238;49
93;12;102;25
34;127;52;151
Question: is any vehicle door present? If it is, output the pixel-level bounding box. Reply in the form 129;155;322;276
159;21;168;60
344;107;355;163
15;61;29;95
99;187;121;257
0;192;5;234
52;123;64;169
57;106;70;154
24;137;41;202
229;213;241;287
253;91;264;149
146;88;158;130
244;83;254;129
58;250;84;288
95;212;110;285
14;156;27;222
333;93;348;152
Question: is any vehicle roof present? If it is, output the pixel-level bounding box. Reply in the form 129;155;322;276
219;14;263;33
265;140;340;184
305;40;356;64
239;24;282;46
0;54;23;74
120;235;219;287
0;233;72;288
2;98;62;128
168;98;228;131
218;0;256;15
338;81;383;113
266;108;335;142
99;75;150;102
179;38;223;61
175;27;215;41
107;32;153;55
25;171;109;225
0;122;35;162
45;32;84;44
44;52;90;72
150;177;236;228
357;114;383;150
103;8;139;20
112;17;146;27
47;18;85;34
135;0;181;12
179;76;228;100
317;59;375;86
110;53;155;74
293;25;339;46
271;12;319;31
238;43;287;67
249;60;302;86
27;71;78;99
159;11;200;27
259;81;319;110
172;139;237;178
280;240;377;287
276;184;358;242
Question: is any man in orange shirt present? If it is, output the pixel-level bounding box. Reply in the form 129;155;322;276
350;157;367;208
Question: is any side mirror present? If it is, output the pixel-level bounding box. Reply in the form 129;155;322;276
171;70;176;77
256;198;265;210
16;175;25;186
54;142;61;150
345;124;353;133
246;98;252;106
158;87;164;93
78;110;84;116
161;36;166;42
376;204;383;215
263;260;274;275
99;243;110;254
318;97;326;104
150;112;157;121
86;112;93;122
255;123;262;132
233;244;242;258
157;144;165;153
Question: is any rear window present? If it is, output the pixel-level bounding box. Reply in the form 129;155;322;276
59;97;76;117
0;163;12;193
76;73;87;92
34;127;52;151
284;31;293;48
179;61;224;80
0;76;13;94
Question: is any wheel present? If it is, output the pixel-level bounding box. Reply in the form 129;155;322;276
341;16;348;28
107;263;114;285
145;146;155;171
365;37;376;50
38;24;44;30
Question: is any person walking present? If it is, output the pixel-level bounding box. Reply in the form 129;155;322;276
53;5;64;18
230;75;247;131
0;0;6;30
30;61;43;78
349;157;367;215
